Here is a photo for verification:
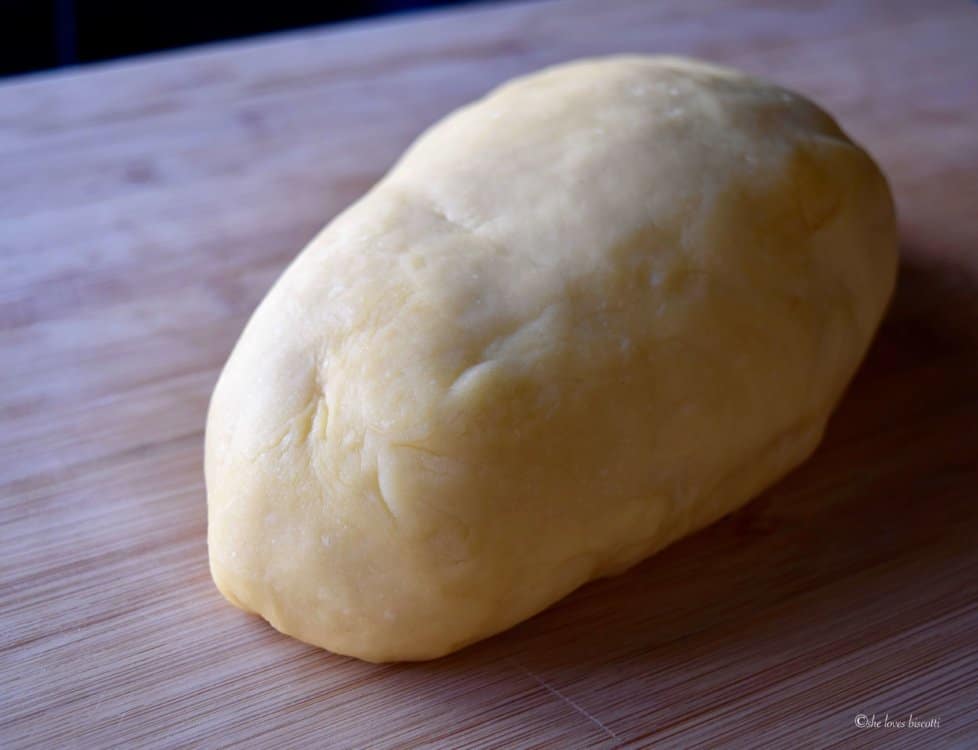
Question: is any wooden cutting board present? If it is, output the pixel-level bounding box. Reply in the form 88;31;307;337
3;0;977;746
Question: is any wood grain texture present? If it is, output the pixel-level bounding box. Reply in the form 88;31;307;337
2;0;977;747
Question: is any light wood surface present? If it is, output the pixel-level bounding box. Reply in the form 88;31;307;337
2;0;977;747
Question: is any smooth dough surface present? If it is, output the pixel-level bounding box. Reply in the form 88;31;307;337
206;55;897;662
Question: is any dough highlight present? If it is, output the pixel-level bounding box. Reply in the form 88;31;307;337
206;56;897;662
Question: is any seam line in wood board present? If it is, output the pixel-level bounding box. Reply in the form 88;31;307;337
507;656;620;744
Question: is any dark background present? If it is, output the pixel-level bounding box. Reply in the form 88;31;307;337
0;0;479;77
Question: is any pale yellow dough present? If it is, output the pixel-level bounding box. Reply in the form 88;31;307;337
206;56;897;662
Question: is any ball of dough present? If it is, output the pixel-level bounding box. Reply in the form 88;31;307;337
206;55;896;662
